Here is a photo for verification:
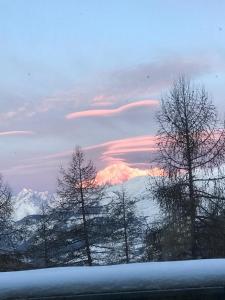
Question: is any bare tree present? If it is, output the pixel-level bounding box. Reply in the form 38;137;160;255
26;202;54;268
151;177;191;260
107;187;145;264
0;174;14;269
144;222;163;261
0;175;12;229
155;76;225;258
57;147;105;266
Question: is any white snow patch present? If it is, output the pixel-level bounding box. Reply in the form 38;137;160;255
12;189;55;221
0;259;225;299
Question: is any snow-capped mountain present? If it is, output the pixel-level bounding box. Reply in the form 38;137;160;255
12;188;56;221
12;176;160;221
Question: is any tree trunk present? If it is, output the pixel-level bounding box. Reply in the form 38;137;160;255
43;224;49;267
79;171;92;266
188;163;197;258
122;191;129;263
184;107;197;259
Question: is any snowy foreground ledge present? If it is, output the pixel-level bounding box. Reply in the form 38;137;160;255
1;259;225;299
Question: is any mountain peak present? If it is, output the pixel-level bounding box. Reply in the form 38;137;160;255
96;162;162;185
12;189;54;221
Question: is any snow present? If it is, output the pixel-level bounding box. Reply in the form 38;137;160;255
0;259;225;299
12;176;160;222
12;188;56;221
107;176;160;220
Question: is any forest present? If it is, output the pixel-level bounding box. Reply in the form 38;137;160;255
1;77;225;271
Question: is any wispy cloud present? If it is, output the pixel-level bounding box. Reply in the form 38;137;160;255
0;130;34;136
0;105;35;122
1;53;221;191
66;99;159;120
1;54;217;124
14;135;157;165
91;95;114;107
108;54;224;100
91;101;114;107
86;135;157;165
87;135;157;152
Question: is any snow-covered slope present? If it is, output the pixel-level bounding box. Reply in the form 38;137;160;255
108;176;159;219
12;189;55;221
12;176;160;221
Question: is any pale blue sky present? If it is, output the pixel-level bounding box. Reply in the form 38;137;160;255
0;0;224;191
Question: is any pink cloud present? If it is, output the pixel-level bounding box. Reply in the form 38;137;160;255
24;135;156;166
2;135;159;188
91;95;114;107
66;99;159;120
87;135;157;152
0;131;34;136
86;135;157;165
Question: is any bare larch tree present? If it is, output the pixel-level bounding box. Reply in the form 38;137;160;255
57;147;105;266
0;174;14;269
156;76;225;258
107;187;145;264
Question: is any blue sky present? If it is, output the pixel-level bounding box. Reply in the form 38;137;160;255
0;0;225;192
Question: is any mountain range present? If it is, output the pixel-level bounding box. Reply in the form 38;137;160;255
12;176;160;222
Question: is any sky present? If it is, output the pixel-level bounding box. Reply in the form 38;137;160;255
0;0;225;192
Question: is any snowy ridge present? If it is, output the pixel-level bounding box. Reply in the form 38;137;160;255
12;189;56;221
12;176;159;221
0;259;225;299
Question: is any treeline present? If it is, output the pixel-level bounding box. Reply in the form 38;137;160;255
1;77;225;271
0;149;146;270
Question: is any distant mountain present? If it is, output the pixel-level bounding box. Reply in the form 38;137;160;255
12;176;160;221
96;163;162;185
12;188;56;221
96;163;149;185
